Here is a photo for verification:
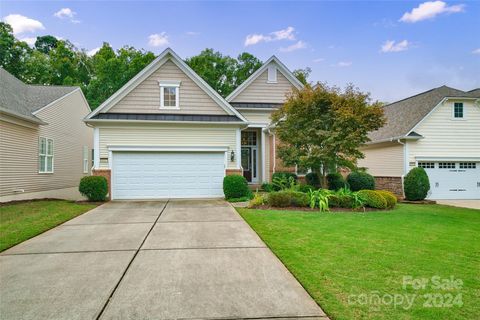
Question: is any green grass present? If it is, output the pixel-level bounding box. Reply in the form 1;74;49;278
0;200;98;251
238;204;480;320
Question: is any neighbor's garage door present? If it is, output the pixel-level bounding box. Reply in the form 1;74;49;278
112;152;225;199
419;161;480;199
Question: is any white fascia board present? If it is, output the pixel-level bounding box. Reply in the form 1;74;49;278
107;146;229;152
226;56;304;102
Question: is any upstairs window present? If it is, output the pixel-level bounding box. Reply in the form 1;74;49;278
39;137;54;173
267;66;277;83
159;80;180;109
453;102;464;118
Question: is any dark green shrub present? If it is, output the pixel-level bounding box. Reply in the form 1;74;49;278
377;190;397;208
272;172;297;183
298;184;315;193
268;191;309;207
404;167;430;201
261;182;274;192
347;171;375;191
357;190;387;209
223;175;251;200
327;173;348;190
305;172;321;188
79;176;108;201
328;194;354;208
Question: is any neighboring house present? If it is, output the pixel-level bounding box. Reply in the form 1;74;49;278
358;86;480;199
0;68;93;202
84;48;302;200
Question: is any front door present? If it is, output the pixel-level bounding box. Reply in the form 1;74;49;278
241;131;258;183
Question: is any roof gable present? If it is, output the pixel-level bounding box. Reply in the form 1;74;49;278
226;56;303;103
86;48;246;121
369;86;479;143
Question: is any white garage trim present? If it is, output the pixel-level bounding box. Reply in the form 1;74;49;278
107;146;229;152
416;156;480;161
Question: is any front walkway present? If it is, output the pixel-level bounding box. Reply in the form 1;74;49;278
0;199;327;320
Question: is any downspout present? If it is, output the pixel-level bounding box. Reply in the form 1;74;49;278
396;138;407;197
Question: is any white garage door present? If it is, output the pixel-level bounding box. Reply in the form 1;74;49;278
112;152;225;199
419;162;480;199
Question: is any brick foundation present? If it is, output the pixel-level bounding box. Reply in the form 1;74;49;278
375;176;403;198
92;169;111;200
226;169;243;176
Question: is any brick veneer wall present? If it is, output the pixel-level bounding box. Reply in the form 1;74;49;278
375;176;403;198
92;169;111;200
226;169;243;176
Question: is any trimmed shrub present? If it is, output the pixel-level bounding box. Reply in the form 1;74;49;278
404;167;430;201
327;173;348;190
305;172;321;188
268;191;309;207
347;171;375;191
223;175;251;200
261;182;274;192
248;193;266;208
357;190;387;209
376;190;397;208
328;194;354;208
79;176;108;201
298;184;315;193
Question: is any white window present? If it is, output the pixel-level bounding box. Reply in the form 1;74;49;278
418;162;435;169
439;162;455;169
83;146;89;173
267;66;277;83
39;137;54;173
159;80;180;109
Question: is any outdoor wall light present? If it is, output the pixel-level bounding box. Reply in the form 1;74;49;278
230;150;235;162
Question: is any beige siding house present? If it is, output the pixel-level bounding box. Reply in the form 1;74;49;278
85;49;302;200
0;68;93;202
359;86;480;199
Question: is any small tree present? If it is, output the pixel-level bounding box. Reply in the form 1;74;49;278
272;83;385;187
404;167;430;200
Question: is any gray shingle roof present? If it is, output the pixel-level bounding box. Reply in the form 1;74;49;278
0;68;78;124
369;85;480;143
230;102;282;109
92;113;243;122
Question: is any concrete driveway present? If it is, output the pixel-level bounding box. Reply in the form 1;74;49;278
436;200;480;210
0;199;327;320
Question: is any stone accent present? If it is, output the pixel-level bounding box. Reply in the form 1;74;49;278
375;176;403;198
92;169;111;200
226;169;243;176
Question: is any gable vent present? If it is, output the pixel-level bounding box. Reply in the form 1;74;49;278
267;66;277;83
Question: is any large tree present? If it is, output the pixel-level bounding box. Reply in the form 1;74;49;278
271;83;386;187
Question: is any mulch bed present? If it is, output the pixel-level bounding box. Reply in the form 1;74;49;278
400;199;436;204
251;205;389;212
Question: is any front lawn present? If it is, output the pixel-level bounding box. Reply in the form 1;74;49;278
0;200;98;251
238;204;480;320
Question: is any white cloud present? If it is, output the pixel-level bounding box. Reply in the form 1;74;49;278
19;37;36;47
335;61;352;67
87;47;101;56
148;32;169;47
2;14;45;35
186;31;199;36
381;40;411;53
400;1;465;23
472;48;480;55
244;26;296;46
54;8;75;19
279;40;307;52
313;58;325;63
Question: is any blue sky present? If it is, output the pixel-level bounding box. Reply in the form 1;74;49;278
1;0;479;102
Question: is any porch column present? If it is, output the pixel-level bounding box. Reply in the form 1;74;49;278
261;130;266;183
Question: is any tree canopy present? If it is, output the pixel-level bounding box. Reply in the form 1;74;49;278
0;21;310;110
271;83;386;186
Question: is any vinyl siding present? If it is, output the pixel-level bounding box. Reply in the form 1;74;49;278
239;109;273;124
231;64;294;104
109;60;228;115
98;124;238;169
407;99;480;168
0;90;92;197
358;142;404;177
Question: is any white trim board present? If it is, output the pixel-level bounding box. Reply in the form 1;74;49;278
85;48;247;122
107;146;229;152
226;56;304;102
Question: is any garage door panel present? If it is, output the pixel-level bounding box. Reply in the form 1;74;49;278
112;152;226;199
